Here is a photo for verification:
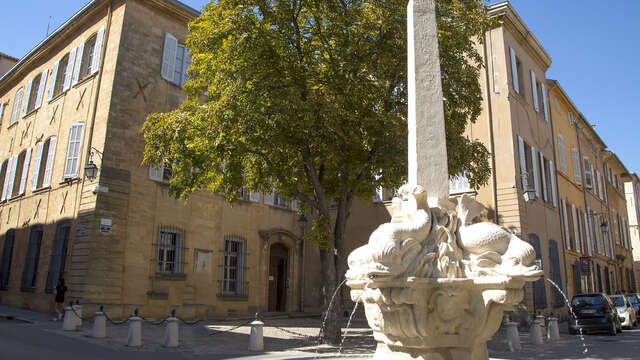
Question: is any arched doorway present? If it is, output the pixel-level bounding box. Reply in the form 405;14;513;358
268;244;289;312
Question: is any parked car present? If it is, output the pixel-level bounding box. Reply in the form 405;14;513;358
611;294;637;329
626;293;640;324
568;293;621;335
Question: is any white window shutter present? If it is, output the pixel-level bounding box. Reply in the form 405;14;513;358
22;79;33;117
10;88;23;125
161;33;178;81
530;70;539;112
539;152;547;202
18;148;32;195
249;191;260;203
42;137;56;188
47;61;59;101
63;48;76;91
64;123;84;178
148;164;163;181
531;146;539;198
571;204;578;251
558;135;567;173
264;190;275;205
1;157;13;201
182;51;191;85
571;148;581;185
549;160;557;206
509;47;519;94
540;81;548;121
91;26;105;75
561;199;570;248
72;43;84;85
34;69;48;110
290;199;298;211
0;102;4;122
373;187;383;202
584;210;592;255
517;136;528;190
31;142;44;191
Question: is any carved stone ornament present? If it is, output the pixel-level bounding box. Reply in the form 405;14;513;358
346;186;543;360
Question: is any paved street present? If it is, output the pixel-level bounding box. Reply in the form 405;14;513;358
2;305;640;359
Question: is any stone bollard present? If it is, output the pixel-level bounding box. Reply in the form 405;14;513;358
72;304;83;329
62;306;76;331
92;311;106;338
505;321;521;351
547;316;560;342
164;317;179;347
529;318;544;345
127;313;142;347
248;314;264;352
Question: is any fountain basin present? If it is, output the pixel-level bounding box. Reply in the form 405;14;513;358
347;276;526;360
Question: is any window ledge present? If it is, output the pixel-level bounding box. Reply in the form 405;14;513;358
7;121;18;130
8;194;25;202
154;272;186;281
216;293;249;301
32;186;52;194
73;72;98;88
60;177;81;185
49;90;68;103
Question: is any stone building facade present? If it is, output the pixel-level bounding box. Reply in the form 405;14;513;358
623;173;640;291
0;0;388;319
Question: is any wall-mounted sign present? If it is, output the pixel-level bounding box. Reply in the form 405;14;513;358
580;257;591;275
79;225;88;234
100;218;112;234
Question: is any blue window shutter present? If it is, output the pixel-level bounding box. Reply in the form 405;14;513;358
0;230;16;289
548;240;564;307
529;234;547;309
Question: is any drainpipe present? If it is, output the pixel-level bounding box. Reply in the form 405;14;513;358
482;33;499;224
547;81;571;297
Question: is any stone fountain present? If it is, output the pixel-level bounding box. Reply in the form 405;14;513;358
345;1;543;359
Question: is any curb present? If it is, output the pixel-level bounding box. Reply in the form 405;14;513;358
0;313;34;324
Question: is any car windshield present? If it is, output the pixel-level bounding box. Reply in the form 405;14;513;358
572;295;605;307
611;296;625;307
628;295;639;305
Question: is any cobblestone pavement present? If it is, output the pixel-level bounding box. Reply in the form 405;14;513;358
3;305;640;359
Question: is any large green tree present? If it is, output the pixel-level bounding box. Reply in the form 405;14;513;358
142;0;493;344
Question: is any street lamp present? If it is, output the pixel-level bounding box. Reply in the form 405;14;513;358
520;172;536;203
83;147;103;180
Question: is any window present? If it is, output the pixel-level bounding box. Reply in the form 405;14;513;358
0;160;7;200
530;70;539;112
558;134;567;173
157;228;182;273
148;162;172;183
561;199;571;249
0;229;15;289
161;32;191;86
70;26;105;86
3;148;33;199
236;187;260;202
21;226;43;290
31;137;57;190
223;237;245;295
9;87;23;126
47;53;70;100
45;223;70;292
63;123;84;179
0;101;5;126
571;148;581;185
583;157;593;189
23;70;48;114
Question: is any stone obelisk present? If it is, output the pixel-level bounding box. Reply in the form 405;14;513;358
407;0;448;206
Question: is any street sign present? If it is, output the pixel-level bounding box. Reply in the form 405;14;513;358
580;257;591;275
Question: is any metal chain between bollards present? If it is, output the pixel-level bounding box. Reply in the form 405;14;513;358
68;301;94;322
268;324;318;341
208;319;255;336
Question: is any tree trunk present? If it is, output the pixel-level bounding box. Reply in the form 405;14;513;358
320;246;342;344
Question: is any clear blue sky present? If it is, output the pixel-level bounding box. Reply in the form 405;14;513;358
2;1;638;174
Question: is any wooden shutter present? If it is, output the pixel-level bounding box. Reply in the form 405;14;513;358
1;157;12;201
182;51;191;85
10;88;23;125
539;152;547;201
549;160;557;206
21;227;42;289
64;123;84;178
34;69;48;110
0;230;15;289
509;47;519;94
91;26;105;75
47;61;59;101
5;155;18;199
31;142;44;191
571;204;579;251
517;136;528;190
583;157;593;189
161;33;178;82
63;47;76;91
45;224;70;292
561;199;570;248
22;79;33;117
584;210;592;255
549;240;564;307
541;81;549;121
42;137;56;188
18;148;32;195
290;199;298;211
148;164;163;181
529;234;547;309
558;134;567;173
572;148;581;185
249;191;260;203
531;146;539;198
530;70;539;112
72;43;84;85
0;102;4;123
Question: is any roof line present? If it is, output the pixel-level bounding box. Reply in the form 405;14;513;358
0;52;19;61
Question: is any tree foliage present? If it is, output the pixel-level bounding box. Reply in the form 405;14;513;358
142;0;494;343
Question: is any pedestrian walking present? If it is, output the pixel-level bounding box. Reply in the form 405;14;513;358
53;278;67;321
